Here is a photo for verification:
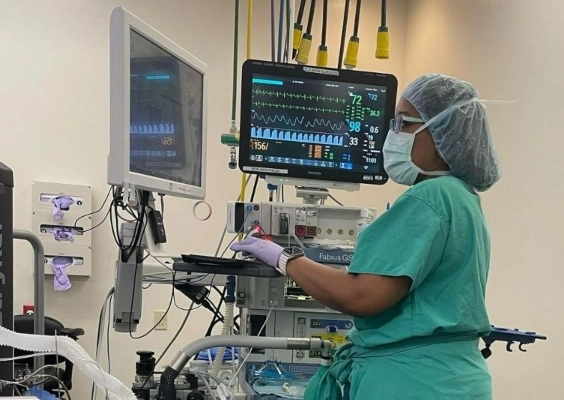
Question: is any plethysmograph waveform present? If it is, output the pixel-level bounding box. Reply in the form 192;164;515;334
251;111;345;131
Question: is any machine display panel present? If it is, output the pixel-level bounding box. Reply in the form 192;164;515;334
129;29;204;188
239;60;398;185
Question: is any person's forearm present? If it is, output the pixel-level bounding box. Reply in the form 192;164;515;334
285;256;358;315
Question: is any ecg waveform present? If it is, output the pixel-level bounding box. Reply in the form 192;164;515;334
251;127;344;146
252;89;347;104
252;102;345;114
251;111;345;131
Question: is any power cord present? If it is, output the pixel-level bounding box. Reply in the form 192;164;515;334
91;288;114;400
73;187;112;231
154;301;195;367
250;174;260;202
328;193;344;206
128;263;175;340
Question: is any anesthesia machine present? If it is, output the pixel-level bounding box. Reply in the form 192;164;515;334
103;5;545;400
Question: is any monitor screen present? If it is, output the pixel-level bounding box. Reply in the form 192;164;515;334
129;29;203;188
239;61;398;185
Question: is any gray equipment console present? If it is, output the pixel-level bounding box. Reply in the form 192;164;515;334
0;162;14;394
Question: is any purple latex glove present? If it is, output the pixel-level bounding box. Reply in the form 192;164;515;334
52;256;72;291
52;196;74;220
50;227;74;241
230;237;284;268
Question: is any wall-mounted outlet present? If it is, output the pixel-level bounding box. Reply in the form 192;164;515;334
154;310;168;330
23;305;35;314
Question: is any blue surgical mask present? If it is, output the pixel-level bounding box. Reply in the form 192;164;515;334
383;124;451;186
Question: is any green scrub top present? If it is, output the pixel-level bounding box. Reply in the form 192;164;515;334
305;176;493;400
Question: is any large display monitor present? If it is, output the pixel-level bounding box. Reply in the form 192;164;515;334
108;7;207;199
239;60;398;189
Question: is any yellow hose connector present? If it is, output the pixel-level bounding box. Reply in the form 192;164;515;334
293;23;303;58
316;45;328;67
375;27;390;59
296;33;313;65
344;36;359;69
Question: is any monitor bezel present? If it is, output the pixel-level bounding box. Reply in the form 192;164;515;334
108;6;208;200
239;59;398;186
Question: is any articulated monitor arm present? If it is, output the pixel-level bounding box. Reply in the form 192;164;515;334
155;335;333;400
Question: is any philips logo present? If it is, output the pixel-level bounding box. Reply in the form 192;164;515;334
308;171;322;176
303;67;339;76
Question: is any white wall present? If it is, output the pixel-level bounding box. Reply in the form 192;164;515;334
403;0;563;398
0;0;407;397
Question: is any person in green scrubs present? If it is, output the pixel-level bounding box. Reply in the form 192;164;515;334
232;74;501;399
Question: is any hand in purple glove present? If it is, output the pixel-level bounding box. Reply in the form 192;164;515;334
230;237;284;268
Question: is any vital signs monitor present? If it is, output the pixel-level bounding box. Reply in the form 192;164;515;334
108;7;208;199
239;60;398;188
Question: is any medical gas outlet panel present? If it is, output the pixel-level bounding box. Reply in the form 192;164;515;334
227;201;375;241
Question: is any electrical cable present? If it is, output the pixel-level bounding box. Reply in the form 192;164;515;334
296;0;307;26
305;0;316;34
73;187;112;231
375;0;390;59
270;0;276;62
284;0;291;62
194;372;219;400
32;374;72;400
214;175;251;257
220;232;246;258
213;174;252;257
109;188;148;262
321;0;328;46
78;208;111;234
143;251;205;315
316;0;328;68
239;0;253;214
296;0;316;64
19;365;73;399
128;266;174;340
353;0;362;36
343;0;361;68
338;0;351;69
231;0;240;123
20;364;62;382
91;288;114;400
277;0;285;62
154;301;195;367
328;194;344;206
204;287;227;337
292;0;307;58
107;294;112;375
23;374;72;399
227;301;277;388
249;175;260;202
